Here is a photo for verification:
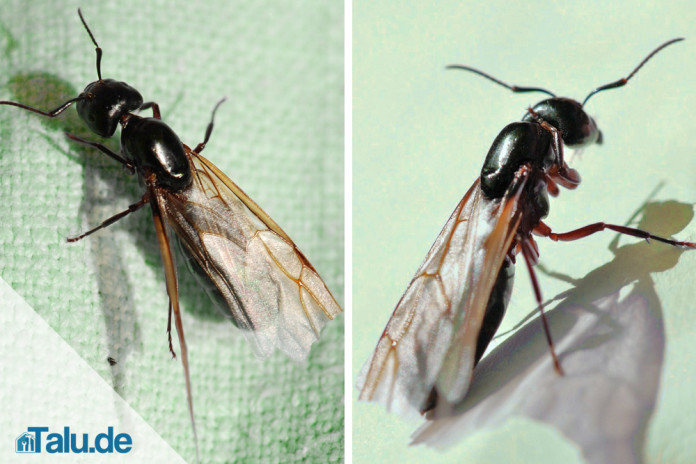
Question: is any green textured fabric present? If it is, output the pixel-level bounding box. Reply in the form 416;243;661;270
0;1;343;463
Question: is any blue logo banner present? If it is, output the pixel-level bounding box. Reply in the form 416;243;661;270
15;427;132;454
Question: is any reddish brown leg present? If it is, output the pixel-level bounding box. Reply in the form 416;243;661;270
167;301;176;359
530;112;580;189
66;195;149;242
150;197;199;462
535;221;696;249
546;177;559;197
139;101;162;119
520;239;564;375
539;119;565;167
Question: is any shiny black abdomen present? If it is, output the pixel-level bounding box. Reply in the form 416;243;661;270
421;256;515;413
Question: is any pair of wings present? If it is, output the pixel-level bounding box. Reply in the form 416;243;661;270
357;169;529;416
156;147;342;361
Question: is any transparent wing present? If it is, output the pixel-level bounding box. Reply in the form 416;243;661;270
157;147;342;361
357;172;528;416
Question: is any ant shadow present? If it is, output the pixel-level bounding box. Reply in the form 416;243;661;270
412;192;694;464
5;73;226;399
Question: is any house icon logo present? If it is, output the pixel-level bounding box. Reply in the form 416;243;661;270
15;432;36;453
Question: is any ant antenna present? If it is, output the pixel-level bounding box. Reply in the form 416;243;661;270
78;8;103;81
193;98;227;153
582;38;684;106
446;64;556;98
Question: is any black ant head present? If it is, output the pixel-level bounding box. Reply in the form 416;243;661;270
0;9;145;135
77;79;143;138
73;9;143;137
523;97;600;148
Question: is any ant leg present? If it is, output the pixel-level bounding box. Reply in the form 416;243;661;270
139;101;161;120
520;238;564;375
167;300;176;358
67;195;149;242
533;116;580;188
65;133;135;173
535;221;696;249
193;98;227;154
